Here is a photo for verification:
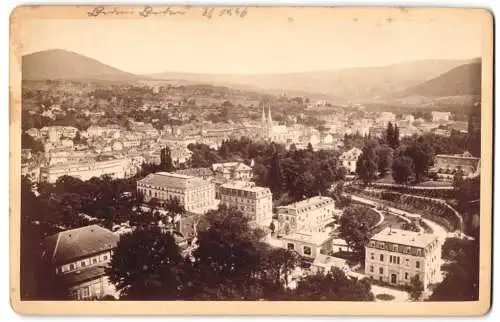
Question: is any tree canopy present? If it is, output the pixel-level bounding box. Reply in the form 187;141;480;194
338;205;377;254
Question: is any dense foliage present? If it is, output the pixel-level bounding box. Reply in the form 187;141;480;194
188;137;342;204
107;205;375;301
429;238;479;301
338;205;379;254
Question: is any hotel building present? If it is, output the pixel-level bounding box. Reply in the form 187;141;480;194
137;172;216;214
39;158;130;183
364;227;442;290
276;196;337;235
219;180;273;225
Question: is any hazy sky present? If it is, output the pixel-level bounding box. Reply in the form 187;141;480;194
20;15;483;75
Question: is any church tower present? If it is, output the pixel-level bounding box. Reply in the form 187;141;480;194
267;103;273;126
260;102;274;140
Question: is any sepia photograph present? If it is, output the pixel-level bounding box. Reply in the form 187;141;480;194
9;5;493;315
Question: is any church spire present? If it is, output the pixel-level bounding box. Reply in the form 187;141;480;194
261;103;266;123
267;104;272;125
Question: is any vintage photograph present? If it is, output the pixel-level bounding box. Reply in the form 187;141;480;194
10;5;492;315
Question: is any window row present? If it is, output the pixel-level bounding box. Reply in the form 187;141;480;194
369;241;423;256
369;266;417;281
58;252;111;274
370;253;420;268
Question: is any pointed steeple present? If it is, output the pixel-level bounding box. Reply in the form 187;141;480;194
267;104;272;125
261;103;266;124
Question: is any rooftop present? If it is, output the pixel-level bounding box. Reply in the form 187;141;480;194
370;227;436;248
43;225;119;265
312;254;347;268
221;180;270;193
281;231;332;245
137;171;207;189
175;167;214;178
278;196;334;211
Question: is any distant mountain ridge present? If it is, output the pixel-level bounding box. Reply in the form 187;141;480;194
22;49;481;102
145;59;474;101
396;61;481;97
22;49;138;82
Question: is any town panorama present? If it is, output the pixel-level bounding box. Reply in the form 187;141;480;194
20;48;481;302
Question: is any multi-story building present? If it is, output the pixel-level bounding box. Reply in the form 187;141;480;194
364;227;442;290
432;151;480;179
136;172;216;214
39;158;130;183
339;147;363;174
212;162;253;181
219;180;273;225
42;225;119;300
276;196;337;235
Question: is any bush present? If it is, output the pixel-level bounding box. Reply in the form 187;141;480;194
376;293;395;301
371;183;457;199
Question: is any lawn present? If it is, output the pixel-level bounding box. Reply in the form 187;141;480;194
373;212;408;234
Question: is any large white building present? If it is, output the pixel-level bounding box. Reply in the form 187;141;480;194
137;172;216;214
276;196;337;235
219;180;273;225
39;158;131;183
364;227;442;290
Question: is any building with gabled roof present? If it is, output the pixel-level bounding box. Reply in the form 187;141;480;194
42;225;119;300
212;161;253;181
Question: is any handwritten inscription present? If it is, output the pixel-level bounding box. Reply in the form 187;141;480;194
87;6;249;19
87;7;131;17
138;6;189;17
202;7;248;19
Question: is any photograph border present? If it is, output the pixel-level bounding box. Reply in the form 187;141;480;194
9;5;494;316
